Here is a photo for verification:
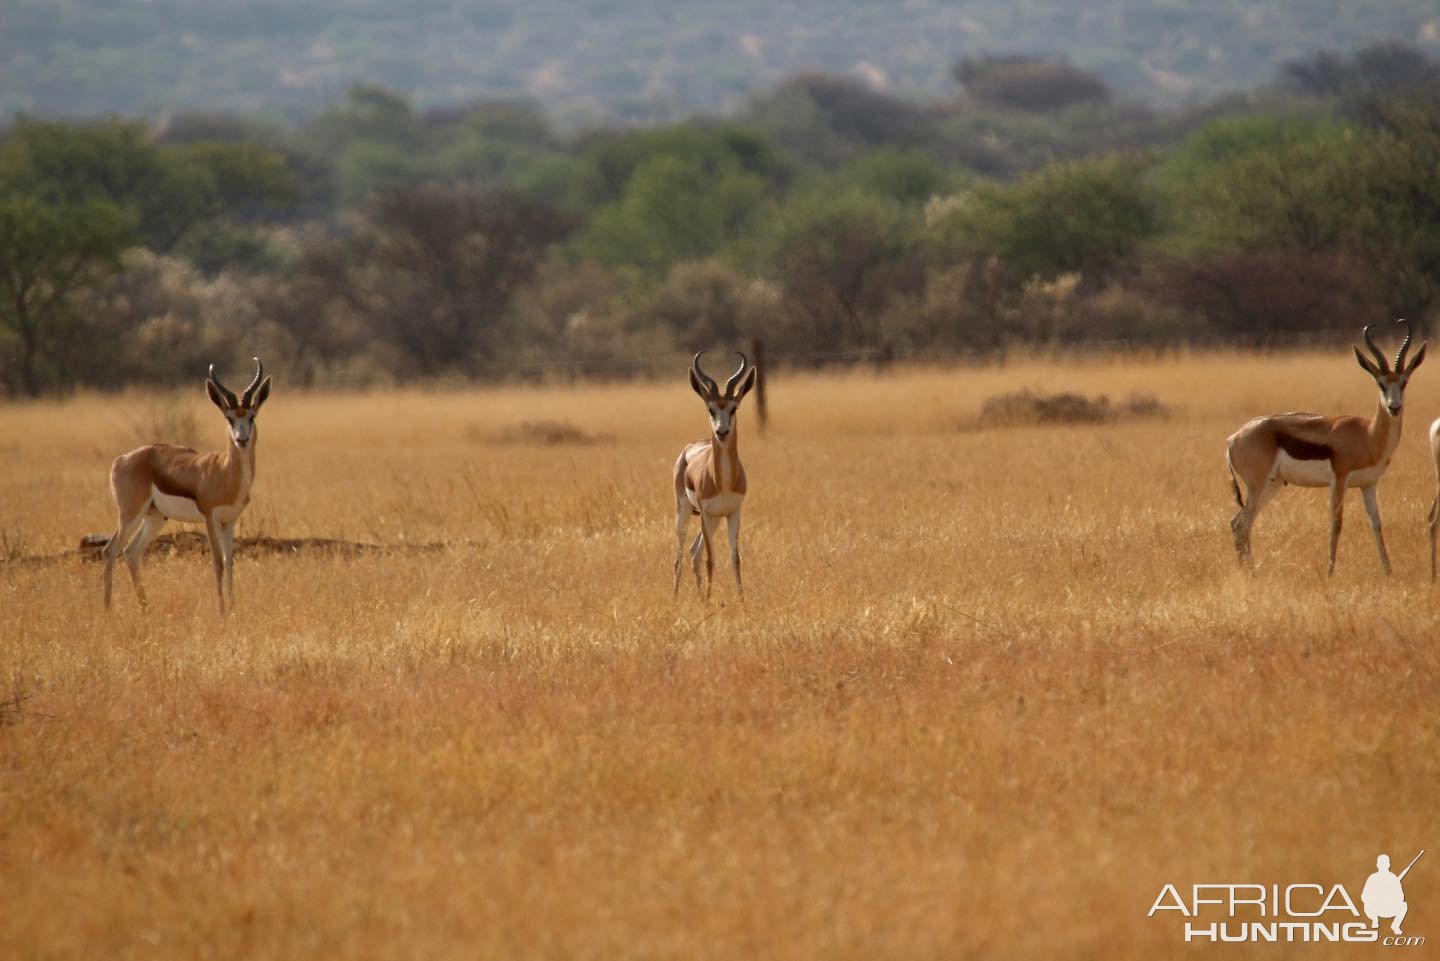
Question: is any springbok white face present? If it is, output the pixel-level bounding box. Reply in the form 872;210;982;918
1354;320;1427;417
1381;379;1406;416
224;409;258;448
206;358;273;449
690;351;757;441
706;399;739;439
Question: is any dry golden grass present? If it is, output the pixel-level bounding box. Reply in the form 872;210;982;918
2;351;1438;959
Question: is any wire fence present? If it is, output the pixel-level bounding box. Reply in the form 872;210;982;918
463;330;1374;386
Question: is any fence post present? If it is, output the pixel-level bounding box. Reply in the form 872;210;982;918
875;341;894;373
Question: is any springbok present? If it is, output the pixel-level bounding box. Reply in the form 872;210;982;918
1226;320;1425;575
1428;418;1440;581
673;351;757;597
102;359;272;613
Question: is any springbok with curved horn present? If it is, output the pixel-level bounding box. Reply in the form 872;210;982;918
102;358;273;613
1227;320;1426;575
673;351;757;597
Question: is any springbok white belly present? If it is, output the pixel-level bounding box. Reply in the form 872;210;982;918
151;486;205;523
1274;452;1387;489
212;500;247;524
700;493;744;517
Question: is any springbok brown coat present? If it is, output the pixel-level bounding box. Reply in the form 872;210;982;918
673;351;757;597
102;359;272;613
1226;321;1425;575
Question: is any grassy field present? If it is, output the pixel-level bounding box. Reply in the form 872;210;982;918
2;351;1437;959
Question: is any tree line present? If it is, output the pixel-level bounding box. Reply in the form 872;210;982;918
2;43;1440;396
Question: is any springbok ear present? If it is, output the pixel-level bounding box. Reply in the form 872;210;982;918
252;376;273;410
1354;346;1382;378
206;379;230;411
689;368;710;400
735;366;757;400
1406;342;1428;375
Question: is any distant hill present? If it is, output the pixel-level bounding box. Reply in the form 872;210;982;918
4;0;1438;125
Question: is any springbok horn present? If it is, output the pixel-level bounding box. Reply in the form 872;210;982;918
1363;324;1391;374
1393;319;1413;372
240;357;265;407
207;364;239;407
692;351;719;397
723;352;749;398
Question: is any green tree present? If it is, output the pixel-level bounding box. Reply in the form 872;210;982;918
1156;116;1358;254
439;98;563;184
177;142;300;222
638;260;766;352
575;123;790;208
576;153;768;276
742;74;938;168
299;86;437;207
752;187;923;351
323;184;573;377
303;85;426;158
934;154;1161;287
1161;105;1440;320
3;118;210;252
1347;102;1440;321
0;196;136;395
839;148;956;205
2;118;299;259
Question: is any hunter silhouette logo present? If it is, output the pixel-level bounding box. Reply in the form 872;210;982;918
1148;849;1425;945
1364;851;1422;935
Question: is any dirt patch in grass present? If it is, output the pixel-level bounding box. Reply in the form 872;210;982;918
975;388;1172;427
66;533;450;563
484;419;611;445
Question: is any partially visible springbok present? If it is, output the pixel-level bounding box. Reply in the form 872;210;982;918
1429;418;1440;581
102;359;272;613
1226;320;1426;575
673;351;757;598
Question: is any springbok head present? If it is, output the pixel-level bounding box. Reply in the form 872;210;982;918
206;357;273;449
689;351;757;441
1354;320;1427;417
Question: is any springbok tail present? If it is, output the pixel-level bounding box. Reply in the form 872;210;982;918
1226;451;1244;509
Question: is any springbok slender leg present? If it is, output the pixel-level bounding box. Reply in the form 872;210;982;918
673;503;691;596
688;532;705;593
698;511;716;599
1360;485;1392;575
123;509;166;607
204;513;226;615
1327;473;1349;576
727;510;743;594
1231;473;1281;570
1230;504;1252;568
219;520;237;606
103;512;146;609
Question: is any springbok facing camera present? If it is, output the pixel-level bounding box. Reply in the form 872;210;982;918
1428;419;1440;582
1226;320;1426;575
673;351;757;598
102;359;272;613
